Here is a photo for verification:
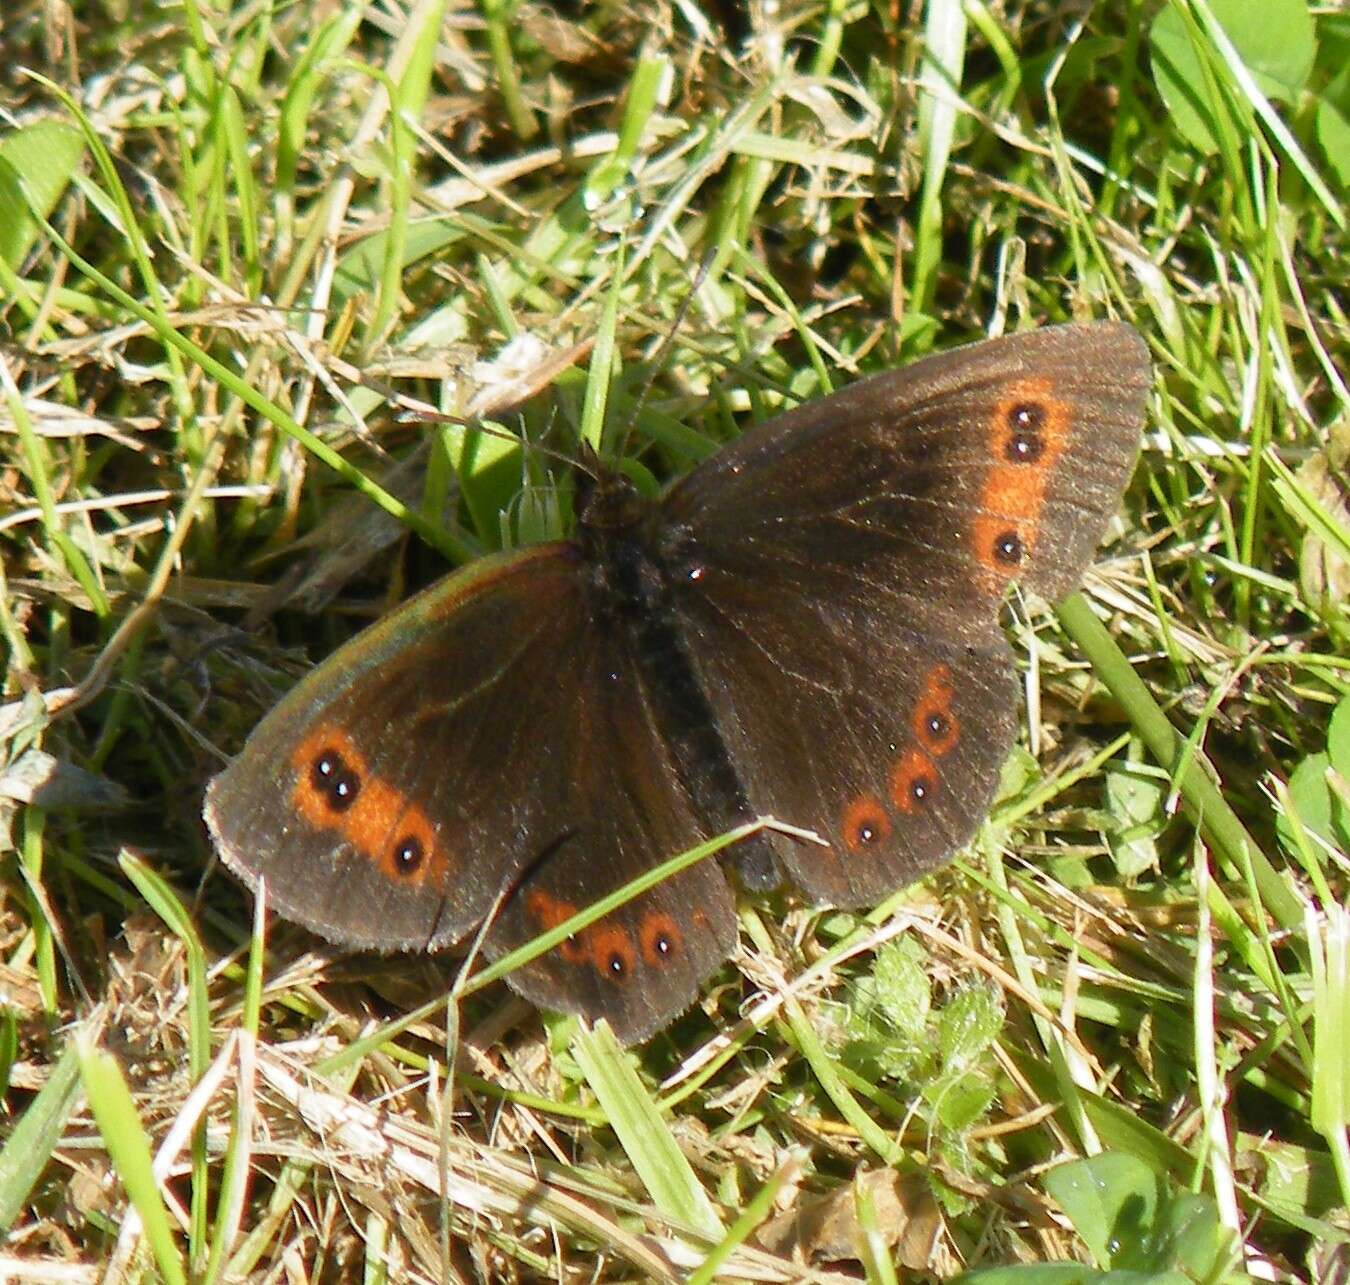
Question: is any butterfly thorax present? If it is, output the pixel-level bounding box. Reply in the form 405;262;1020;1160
573;468;656;610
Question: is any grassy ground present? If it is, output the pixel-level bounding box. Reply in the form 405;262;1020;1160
2;0;1348;1280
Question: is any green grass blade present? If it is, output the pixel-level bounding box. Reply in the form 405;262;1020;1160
571;1021;723;1240
0;1035;82;1233
76;1031;188;1285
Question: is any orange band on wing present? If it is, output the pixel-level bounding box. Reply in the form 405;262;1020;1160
972;377;1072;589
289;726;451;887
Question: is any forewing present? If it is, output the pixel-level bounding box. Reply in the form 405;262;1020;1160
662;323;1149;902
665;322;1150;636
206;545;599;950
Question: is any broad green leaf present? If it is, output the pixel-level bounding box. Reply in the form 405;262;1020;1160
1318;100;1350;191
937;982;1003;1068
1105;758;1167;878
1280;751;1349;860
959;1266;1188;1285
1327;698;1350;775
1044;1153;1160;1269
871;938;932;1040
1150;0;1316;154
931;1076;997;1132
0;120;86;267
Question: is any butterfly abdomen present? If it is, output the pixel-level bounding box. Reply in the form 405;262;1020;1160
581;511;784;892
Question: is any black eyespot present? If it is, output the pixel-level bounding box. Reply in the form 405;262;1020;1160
311;751;360;812
993;530;1023;565
641;915;682;966
910;776;933;805
927;713;948;738
393;835;424;874
607;952;627;976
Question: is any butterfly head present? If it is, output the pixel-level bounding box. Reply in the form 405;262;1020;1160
573;458;646;540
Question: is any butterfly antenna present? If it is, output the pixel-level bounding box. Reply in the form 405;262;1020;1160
612;246;717;461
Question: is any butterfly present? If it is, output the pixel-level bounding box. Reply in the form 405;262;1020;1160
205;321;1151;1043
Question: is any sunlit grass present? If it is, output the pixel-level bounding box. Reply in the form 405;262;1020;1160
1;0;1346;1279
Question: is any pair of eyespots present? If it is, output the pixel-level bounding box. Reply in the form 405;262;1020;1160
524;892;683;981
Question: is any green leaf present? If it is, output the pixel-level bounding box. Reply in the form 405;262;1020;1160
0;120;86;268
1151;1191;1230;1279
77;1032;187;1285
1330;700;1350;857
871;938;932;1040
1044;1153;1160;1270
1280;751;1349;860
0;1036;82;1233
1038;1154;1233;1277
1327;697;1350;774
1150;0;1316;154
1316;98;1350;192
0;1007;15;1102
571;1022;723;1239
931;1076;997;1132
958;1266;1189;1285
1105;757;1167;878
937;982;1003;1069
276;7;365;198
959;1268;1098;1285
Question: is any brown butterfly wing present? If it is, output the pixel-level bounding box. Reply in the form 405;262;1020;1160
205;546;585;949
480;634;738;1044
205;543;736;1039
667;323;1149;620
674;599;1019;906
660;322;1150;903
